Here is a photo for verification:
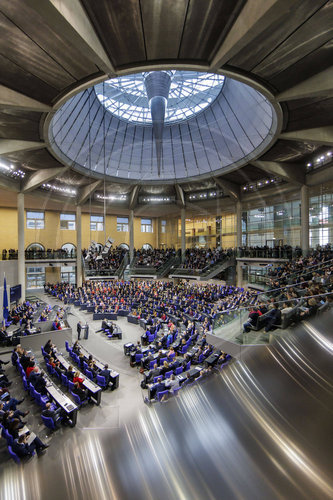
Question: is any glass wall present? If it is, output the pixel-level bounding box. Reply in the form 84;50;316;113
309;185;333;247
177;213;236;249
242;201;301;247
61;265;76;284
26;266;45;289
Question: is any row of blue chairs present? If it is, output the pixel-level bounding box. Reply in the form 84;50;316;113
64;343;108;389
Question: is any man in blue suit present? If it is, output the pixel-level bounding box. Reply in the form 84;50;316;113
98;364;111;387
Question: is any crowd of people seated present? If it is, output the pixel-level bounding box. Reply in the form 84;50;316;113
1;348;49;461
241;246;333;335
83;247;126;273
133;248;178;269
180;247;234;271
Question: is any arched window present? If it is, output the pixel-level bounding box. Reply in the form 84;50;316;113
118;243;129;250
61;243;76;257
142;243;153;251
26;243;45;252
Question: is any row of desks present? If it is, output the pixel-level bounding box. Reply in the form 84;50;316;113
76;342;120;390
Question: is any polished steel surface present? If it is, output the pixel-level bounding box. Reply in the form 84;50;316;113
1;313;332;500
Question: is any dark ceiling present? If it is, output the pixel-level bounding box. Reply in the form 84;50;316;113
0;0;332;210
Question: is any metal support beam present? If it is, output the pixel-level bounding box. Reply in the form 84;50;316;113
276;66;333;101
214;177;240;200
129;185;140;210
77;180;102;205
250;160;305;185
0;174;20;192
279;126;333;146
210;0;283;69
175;184;185;207
0;85;51;112
24;0;115;75
17;193;25;301
0;140;45;155
22;167;67;193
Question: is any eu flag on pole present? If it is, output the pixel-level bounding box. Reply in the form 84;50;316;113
3;276;9;322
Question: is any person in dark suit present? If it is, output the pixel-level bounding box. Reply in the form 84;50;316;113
148;377;165;400
12;433;48;458
264;303;281;333
41;402;62;428
31;370;47;395
73;381;88;401
98;364;111;386
65;365;75;381
77;321;82;340
147;363;160;383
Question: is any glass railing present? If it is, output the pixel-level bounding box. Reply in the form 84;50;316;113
212;292;332;345
236;247;300;259
1;250;77;260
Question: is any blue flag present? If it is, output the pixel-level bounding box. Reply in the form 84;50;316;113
3;276;9;321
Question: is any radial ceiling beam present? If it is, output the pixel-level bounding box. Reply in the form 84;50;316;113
213;177;240;201
25;0;115;75
210;0;287;69
76;180;102;205
0;85;52;112
276;66;333;101
0;140;45;155
129;185;140;210
175;184;185;207
279;126;333;146
250;160;306;185
22;166;68;193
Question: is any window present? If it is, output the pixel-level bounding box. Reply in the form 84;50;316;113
26;266;45;289
26;211;44;229
161;220;166;233
61;265;76;284
60;213;76;230
90;215;104;231
141;218;153;233
61;243;76;257
117;217;128;232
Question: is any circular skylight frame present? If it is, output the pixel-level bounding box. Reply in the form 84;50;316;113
94;71;225;125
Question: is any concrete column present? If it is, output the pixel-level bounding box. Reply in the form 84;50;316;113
181;208;186;262
236;261;243;288
17;193;25;301
236;200;242;248
129;210;134;262
301;185;309;254
76;205;82;287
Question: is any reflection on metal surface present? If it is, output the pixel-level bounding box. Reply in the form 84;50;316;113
1;313;332;500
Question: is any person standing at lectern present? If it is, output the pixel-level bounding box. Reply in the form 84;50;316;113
77;321;82;340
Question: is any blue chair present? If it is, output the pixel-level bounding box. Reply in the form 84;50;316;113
165;370;173;379
35;390;50;408
2;428;14;445
8;445;20;464
83;361;89;372
149;360;156;369
61;373;69;388
185;361;191;371
41;346;47;357
168;352;176;361
65;341;70;352
157;390;169;402
96;374;107;389
46;363;55;376
68;380;75;392
179;345;188;355
29;383;36;400
148;334;155;343
85;369;94;380
135;353;143;364
70;390;88;407
198;354;204;364
41;415;57;430
173;387;181;396
153;375;163;383
159;357;167;365
175;366;183;375
22;376;28;391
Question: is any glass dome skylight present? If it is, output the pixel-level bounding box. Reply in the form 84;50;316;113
94;71;225;125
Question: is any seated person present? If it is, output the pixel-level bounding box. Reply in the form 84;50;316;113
263;303;282;333
49;358;63;377
164;373;180;393
44;340;55;356
26;362;36;378
73;371;84;387
147;363;160;383
243;308;262;333
98;364;112;387
65;365;75;381
73;381;88;401
52;320;61;330
160;360;170;376
146;377;165;401
13;433;48;458
72;341;81;355
41;402;62;428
